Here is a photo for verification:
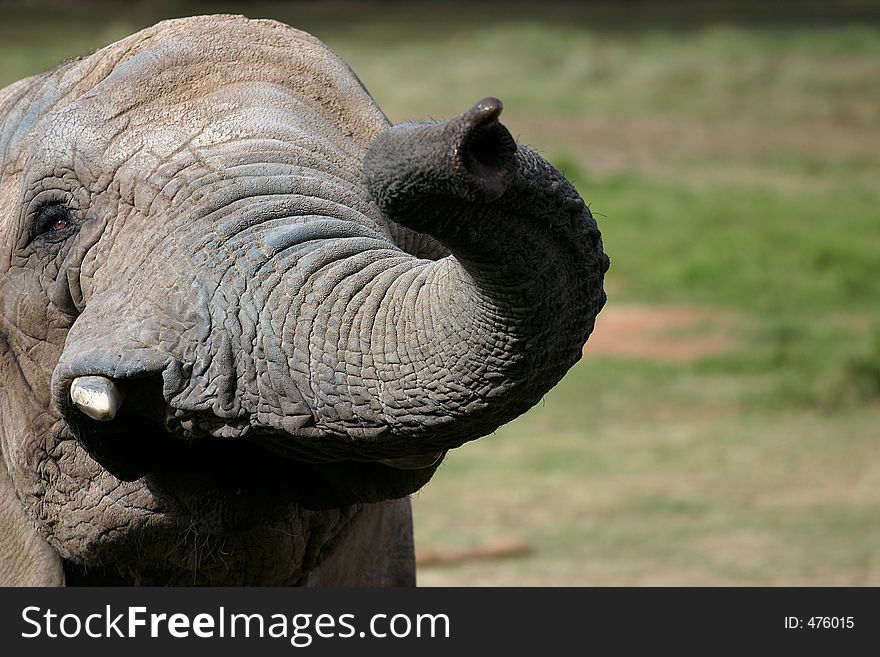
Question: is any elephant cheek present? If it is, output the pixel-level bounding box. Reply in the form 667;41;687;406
0;270;65;399
0;269;49;342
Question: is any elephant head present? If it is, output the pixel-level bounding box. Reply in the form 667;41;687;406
0;15;608;585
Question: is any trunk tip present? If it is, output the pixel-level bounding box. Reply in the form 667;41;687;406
472;97;504;121
459;98;516;200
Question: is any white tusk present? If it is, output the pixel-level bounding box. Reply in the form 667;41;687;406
379;450;446;470
70;376;123;422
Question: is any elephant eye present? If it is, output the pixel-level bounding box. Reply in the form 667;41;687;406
32;202;77;243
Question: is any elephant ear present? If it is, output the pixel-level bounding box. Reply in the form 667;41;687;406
0;459;64;586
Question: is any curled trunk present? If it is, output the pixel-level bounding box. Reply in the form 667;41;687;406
261;98;608;458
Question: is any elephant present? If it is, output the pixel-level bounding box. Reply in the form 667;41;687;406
0;14;608;586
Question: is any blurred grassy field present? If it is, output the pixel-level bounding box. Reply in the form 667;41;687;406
2;3;879;585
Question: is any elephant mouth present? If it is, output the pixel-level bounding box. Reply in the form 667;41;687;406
66;376;441;512
78;419;439;511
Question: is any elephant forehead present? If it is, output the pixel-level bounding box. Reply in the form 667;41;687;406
37;84;362;172
24;15;389;169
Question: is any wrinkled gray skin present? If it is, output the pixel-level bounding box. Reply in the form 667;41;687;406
0;15;608;586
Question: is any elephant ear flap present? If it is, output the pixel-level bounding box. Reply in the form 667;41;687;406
0;461;64;586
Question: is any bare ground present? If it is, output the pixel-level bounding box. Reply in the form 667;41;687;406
509;115;880;189
584;304;735;362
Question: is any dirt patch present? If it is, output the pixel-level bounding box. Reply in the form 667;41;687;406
584;304;735;363
511;115;880;172
508;115;880;191
416;539;532;568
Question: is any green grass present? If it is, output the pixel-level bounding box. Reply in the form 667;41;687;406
2;4;879;586
586;176;880;314
415;361;880;586
334;22;880;127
